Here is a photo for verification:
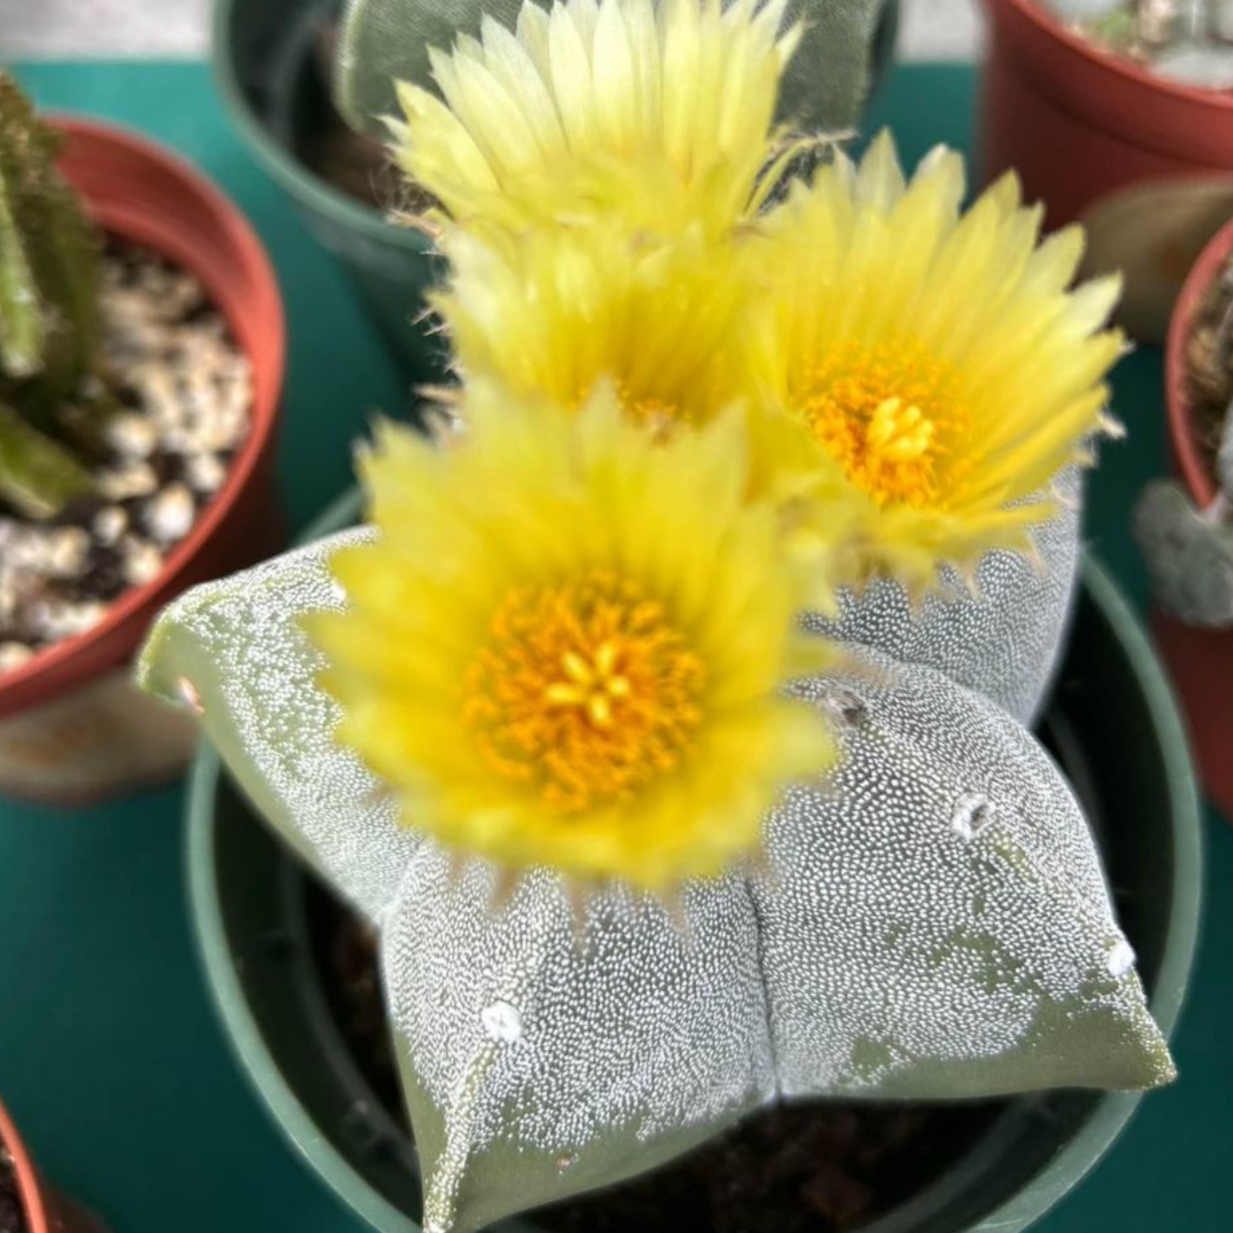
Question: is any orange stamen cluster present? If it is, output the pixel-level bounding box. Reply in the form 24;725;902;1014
800;339;965;508
463;570;706;813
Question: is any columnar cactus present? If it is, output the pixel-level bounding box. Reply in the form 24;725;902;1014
1134;409;1233;627
0;72;109;520
138;4;1169;1230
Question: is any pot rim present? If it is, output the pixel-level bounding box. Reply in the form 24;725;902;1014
0;1097;51;1233
984;0;1233;115
0;114;285;720
185;489;1203;1233
211;0;431;256
1164;213;1233;508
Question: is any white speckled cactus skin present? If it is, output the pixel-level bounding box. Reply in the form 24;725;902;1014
138;528;1171;1233
139;528;415;922
811;472;1082;726
1135;416;1233;629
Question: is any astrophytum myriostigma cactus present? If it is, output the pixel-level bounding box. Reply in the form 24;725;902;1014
1135;412;1233;628
139;524;1171;1233
137;2;1159;1225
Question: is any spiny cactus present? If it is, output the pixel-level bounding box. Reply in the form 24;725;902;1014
0;71;112;520
138;526;1171;1233
1134;409;1233;628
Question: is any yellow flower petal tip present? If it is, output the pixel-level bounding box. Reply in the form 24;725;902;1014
390;0;801;235
748;132;1124;593
307;385;837;891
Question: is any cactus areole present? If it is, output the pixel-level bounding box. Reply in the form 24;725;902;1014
0;106;284;722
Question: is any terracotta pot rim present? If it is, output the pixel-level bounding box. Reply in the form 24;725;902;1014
986;0;1233;114
0;1098;50;1233
1164;214;1233;507
0;114;285;720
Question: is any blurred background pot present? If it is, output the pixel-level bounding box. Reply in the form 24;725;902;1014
0;118;285;805
0;1096;108;1233
183;491;1201;1233
1158;212;1233;820
213;0;439;386
979;0;1233;342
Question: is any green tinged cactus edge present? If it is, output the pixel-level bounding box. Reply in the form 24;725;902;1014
0;71;108;521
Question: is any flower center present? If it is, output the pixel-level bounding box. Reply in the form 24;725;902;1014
463;571;706;813
800;340;963;508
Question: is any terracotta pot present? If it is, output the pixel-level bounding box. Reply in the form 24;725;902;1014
0;1097;108;1233
979;0;1233;342
0;117;286;805
1159;213;1233;821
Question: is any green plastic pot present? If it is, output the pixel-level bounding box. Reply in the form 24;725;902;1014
186;488;1201;1233
213;0;440;383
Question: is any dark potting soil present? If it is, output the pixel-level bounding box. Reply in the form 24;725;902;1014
1183;248;1233;476
0;1142;28;1233
0;239;251;672
309;884;1006;1233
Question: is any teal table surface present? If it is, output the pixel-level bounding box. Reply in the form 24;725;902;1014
0;59;1229;1233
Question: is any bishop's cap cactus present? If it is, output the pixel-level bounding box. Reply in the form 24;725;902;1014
139;391;1171;1233
137;4;1167;1229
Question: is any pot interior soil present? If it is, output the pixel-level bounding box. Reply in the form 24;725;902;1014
308;886;1006;1233
1182;244;1233;476
0;238;252;674
0;1139;28;1233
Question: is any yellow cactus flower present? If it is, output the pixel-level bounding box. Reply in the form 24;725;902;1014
306;384;836;889
389;0;801;235
746;133;1124;591
433;221;749;436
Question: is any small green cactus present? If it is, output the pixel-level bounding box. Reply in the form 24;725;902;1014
0;71;111;520
1134;409;1233;628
